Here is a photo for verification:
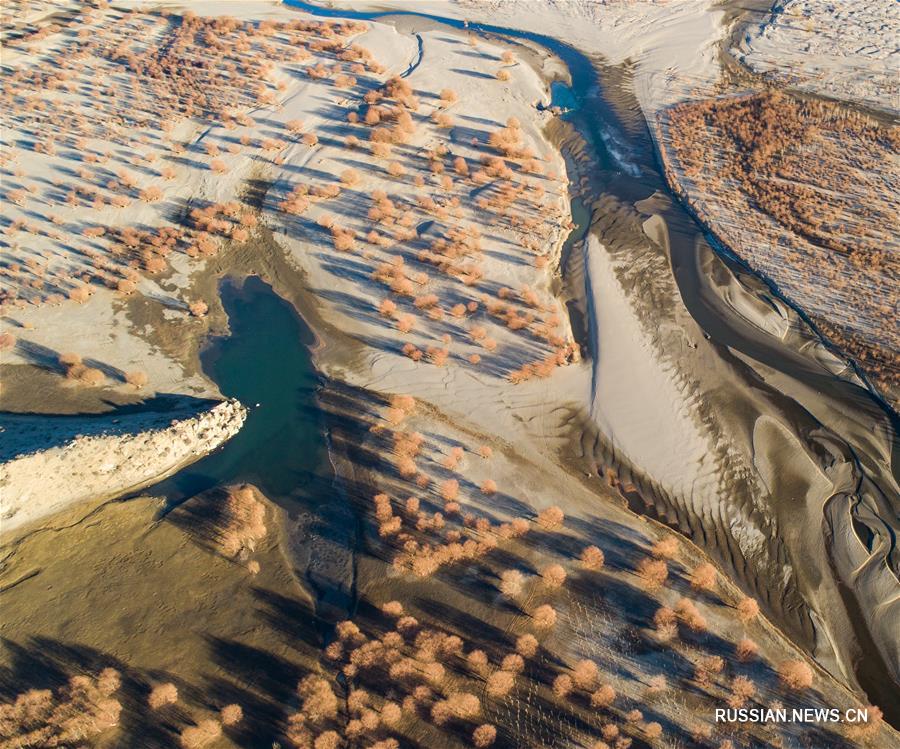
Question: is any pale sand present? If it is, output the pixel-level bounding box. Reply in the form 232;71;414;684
733;0;900;115
583;228;723;525
315;0;728;117
0;398;246;539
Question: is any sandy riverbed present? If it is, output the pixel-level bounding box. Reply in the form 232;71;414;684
1;1;898;745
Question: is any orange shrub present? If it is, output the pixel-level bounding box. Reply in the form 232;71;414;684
440;479;459;501
220;704;242;726
531;604;556;629
189;300;209;317
736;637;758;662
467;649;489;673
736;596;759;623
148;683;178;709
778;660;813;691
140;186;163;202
473;724;496;747
180;720;221;749
690;562;717;591
553;674;573;698
636;558;668;591
516;634;538;658
541;564;566;589
590;684;616;708
536;506;564;529
125;370;149;389
651;537;679;559
499;569;524;598
572;659;599;690
486;670;515;697
579;545;605;570
480;479;497;495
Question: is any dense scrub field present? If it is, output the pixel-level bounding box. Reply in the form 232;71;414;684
658;91;899;404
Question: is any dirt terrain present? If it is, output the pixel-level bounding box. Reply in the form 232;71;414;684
0;2;897;748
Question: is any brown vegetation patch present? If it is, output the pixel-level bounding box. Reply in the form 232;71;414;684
659;91;899;403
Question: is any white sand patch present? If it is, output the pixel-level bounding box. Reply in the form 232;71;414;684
734;0;900;114
4;285;214;398
0;398;246;537
584;232;715;501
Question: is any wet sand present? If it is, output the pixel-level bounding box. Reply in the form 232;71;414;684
554;53;900;732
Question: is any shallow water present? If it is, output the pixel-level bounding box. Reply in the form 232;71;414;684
548;79;578;112
153;275;326;504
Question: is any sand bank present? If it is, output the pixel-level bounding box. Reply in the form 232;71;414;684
312;0;727;117
0;398;246;539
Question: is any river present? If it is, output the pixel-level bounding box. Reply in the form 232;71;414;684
279;0;900;724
